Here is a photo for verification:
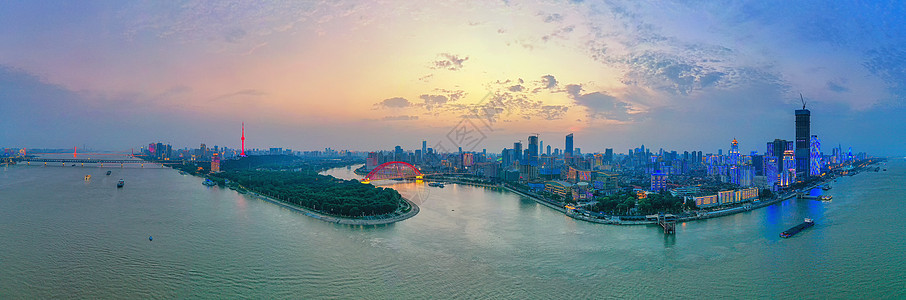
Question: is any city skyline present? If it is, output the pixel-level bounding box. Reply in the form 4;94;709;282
1;1;905;155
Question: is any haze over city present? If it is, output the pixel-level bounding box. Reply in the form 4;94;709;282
1;1;904;155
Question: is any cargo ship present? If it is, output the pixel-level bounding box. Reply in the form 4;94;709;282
780;218;814;238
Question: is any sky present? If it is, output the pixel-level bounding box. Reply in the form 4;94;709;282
1;0;905;156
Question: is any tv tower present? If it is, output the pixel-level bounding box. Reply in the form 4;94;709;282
241;122;246;157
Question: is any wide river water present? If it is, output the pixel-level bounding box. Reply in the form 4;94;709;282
0;158;904;298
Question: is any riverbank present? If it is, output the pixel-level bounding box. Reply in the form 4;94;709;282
496;168;858;226
240;186;419;226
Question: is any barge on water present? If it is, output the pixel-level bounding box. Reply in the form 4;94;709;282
781;218;814;238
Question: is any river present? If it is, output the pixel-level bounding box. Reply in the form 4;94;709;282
0;158;903;298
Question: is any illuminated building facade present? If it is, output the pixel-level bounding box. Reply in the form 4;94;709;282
210;153;220;173
462;153;474;167
782;149;796;187
810;135;823;177
695;195;719;208
795;108;811;177
650;171;667;193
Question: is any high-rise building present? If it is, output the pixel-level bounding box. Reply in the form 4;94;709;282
366;152;379;170
462;153;474;167
513;142;523;164
729;138;740;166
528;135;539;165
211;153;220;172
795;105;811;178
564;133;574;157
546;145;552;156
651;171;667;193
766;139;794;188
782;148;796;187
605;148;613;162
810;135;823;177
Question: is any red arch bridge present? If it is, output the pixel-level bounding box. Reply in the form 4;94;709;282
362;161;423;183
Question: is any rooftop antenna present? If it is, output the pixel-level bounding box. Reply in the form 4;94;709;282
800;93;807;110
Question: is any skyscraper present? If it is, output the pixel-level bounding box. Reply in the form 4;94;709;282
513;141;522;164
795;104;811;178
565;133;574;157
810;135;823;177
528;135;538;165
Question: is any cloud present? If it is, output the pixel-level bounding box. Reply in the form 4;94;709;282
827;81;850;93
375;97;411;108
509;85;524;92
431;53;469;71
624;52;725;95
420;94;449;110
565;84;582;98
541;75;557;89
381;115;419;121
542;13;563;23
211;89;267;102
569;90;632;121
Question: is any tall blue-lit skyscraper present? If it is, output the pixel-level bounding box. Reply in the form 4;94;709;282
810;135;823;177
795;106;811;178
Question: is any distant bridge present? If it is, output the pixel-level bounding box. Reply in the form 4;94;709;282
16;157;180;167
362;161;423;183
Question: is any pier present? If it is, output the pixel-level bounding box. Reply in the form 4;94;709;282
655;213;676;234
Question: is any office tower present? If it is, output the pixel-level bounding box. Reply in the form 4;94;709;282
729;138;740;166
810;135;822;177
528;135;539;165
539;141;543;156
394;146;403;161
795;105;811;177
547;145;552;156
211;153;220;172
605;148;613;162
513;142;522;164
782;148;796;187
565;133;574;157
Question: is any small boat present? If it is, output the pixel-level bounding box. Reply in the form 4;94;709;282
822;185;831;191
117;179;125;188
819;195;832;201
428;182;445;188
202;179;217;186
106;170;112;176
84;175;91;181
149;236;153;241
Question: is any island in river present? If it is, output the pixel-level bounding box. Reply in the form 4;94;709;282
211;170;418;225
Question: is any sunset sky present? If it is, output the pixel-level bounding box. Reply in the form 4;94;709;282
1;1;904;155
